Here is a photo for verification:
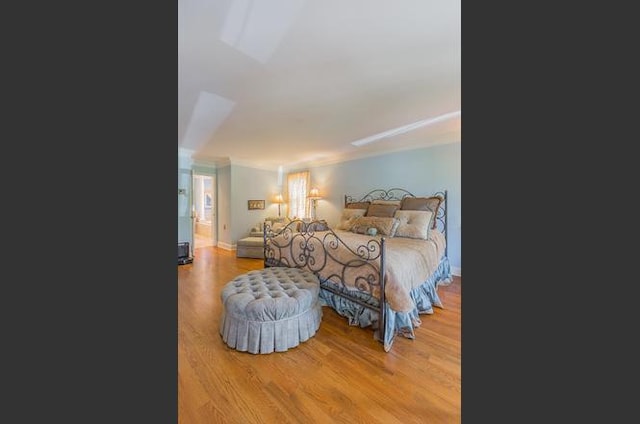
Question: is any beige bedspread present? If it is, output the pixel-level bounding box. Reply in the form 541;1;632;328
267;229;446;313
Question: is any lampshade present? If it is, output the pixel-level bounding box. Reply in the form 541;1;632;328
308;187;321;199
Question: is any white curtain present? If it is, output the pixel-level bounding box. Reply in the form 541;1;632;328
286;171;310;219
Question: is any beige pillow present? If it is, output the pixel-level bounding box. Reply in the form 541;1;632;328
366;203;398;217
265;216;289;224
389;218;401;237
371;199;401;206
337;208;367;230
346;201;371;210
349;216;398;236
271;222;286;232
400;196;442;229
394;210;434;239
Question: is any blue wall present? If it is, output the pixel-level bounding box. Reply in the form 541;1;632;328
186;163;280;249
309;143;461;272
230;165;280;243
180;143;461;273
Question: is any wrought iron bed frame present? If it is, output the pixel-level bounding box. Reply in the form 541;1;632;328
263;188;448;349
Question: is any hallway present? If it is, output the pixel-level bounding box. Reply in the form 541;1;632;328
194;232;214;250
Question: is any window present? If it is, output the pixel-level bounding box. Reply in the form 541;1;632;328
286;171;310;219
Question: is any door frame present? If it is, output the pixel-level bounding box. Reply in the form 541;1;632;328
191;171;217;250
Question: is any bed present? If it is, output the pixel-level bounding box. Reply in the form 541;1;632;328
263;188;452;351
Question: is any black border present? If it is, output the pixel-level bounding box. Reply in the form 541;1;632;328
463;1;637;421
6;0;636;421
3;3;176;422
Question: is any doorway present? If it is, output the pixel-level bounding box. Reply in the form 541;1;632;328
192;173;216;250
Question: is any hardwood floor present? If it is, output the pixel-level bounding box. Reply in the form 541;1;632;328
178;246;461;423
194;232;214;249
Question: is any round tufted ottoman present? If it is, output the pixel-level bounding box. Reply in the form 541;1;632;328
219;267;322;354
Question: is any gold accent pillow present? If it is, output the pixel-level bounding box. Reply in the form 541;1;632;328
337;209;367;230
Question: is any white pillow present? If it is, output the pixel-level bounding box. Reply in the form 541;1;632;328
337;208;367;230
393;210;434;239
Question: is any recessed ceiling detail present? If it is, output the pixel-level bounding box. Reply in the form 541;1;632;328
179;0;461;169
181;91;236;151
351;110;461;147
219;0;307;63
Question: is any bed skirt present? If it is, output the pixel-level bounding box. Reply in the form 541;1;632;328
319;256;452;351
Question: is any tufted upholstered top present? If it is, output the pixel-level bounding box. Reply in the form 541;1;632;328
221;267;320;322
220;267;322;353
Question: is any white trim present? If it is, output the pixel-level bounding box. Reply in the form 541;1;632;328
192;158;221;168
451;266;461;277
229;157;280;171
191;155;230;168
217;241;236;251
285;138;460;170
188;155;280;171
184;139;462;172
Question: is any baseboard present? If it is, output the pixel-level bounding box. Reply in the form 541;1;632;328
452;266;461;277
218;241;236;251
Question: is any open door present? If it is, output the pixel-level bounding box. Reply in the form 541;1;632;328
178;168;195;260
192;172;216;250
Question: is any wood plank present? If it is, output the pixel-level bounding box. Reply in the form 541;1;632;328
179;246;461;423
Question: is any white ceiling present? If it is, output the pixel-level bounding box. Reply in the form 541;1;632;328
178;0;461;171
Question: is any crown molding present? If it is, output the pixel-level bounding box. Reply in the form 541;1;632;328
285;138;460;170
192;158;226;168
182;138;460;173
228;157;280;172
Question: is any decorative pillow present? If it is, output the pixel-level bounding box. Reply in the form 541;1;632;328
371;199;401;206
336;215;359;231
349;216;399;236
271;222;286;233
265;216;289;224
263;216;291;232
337;208;367;230
400;196;443;229
389;218;401;237
366;203;399;217
346;201;371;210
290;221;304;232
393;210;434;240
306;220;329;232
